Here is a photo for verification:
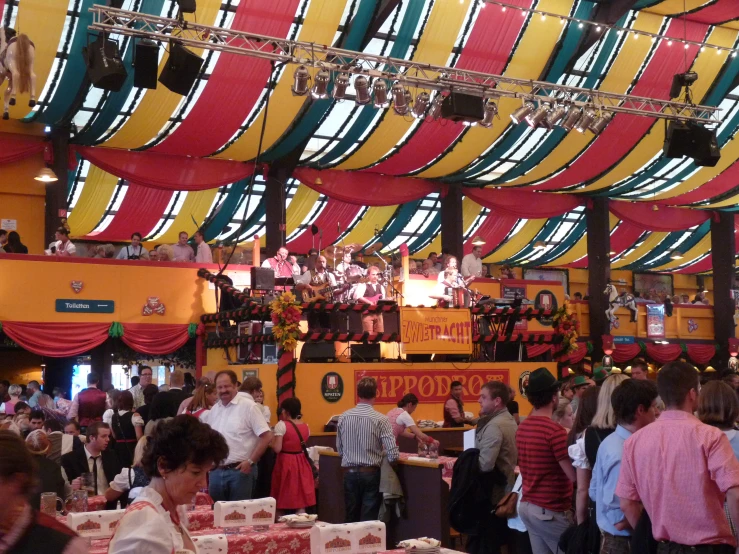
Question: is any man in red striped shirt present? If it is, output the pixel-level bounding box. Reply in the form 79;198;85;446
516;368;576;554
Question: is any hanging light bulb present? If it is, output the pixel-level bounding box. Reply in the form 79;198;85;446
525;103;551;128
560;106;582;131
35;167;58;183
479;99;498;128
332;73;350;100
533;241;547;250
588;111;613;134
575;109;596;133
373;80;389;108
291;65;310;96
545;104;568;127
670;251;684;260
429;93;444;119
412;91;430;119
391;81;409;115
311;68;330;99
354;75;371;105
510;101;535;124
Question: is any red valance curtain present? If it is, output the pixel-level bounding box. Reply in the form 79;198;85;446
0;132;47;164
567;343;588;364
686;344;716;365
75;146;256;191
526;344;553;358
294;168;444;206
464;188;582;218
609;201;712;232
645;343;684;364
612;343;642;363
2;322;109;357
121;323;190;355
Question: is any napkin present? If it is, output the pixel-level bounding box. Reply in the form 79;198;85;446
190;534;227;554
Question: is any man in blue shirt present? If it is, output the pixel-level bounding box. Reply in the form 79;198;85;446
589;379;658;553
26;380;42;408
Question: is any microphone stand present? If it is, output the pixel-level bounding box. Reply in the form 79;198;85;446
375;251;404;301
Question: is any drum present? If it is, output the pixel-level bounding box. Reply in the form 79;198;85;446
345;265;365;283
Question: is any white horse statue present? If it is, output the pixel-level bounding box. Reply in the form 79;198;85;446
0;26;36;120
604;282;638;323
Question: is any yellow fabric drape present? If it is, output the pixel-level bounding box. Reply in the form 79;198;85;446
339;206;397;247
611;231;668;268
286;185;321;236
10;0;68;118
577;27;737;193
645;0;738;29
102;0;221;149
650;233;712;271
413;198;482;259
155;190;219;243
67;166;119;238
544;215;618;266
217;0;349;162
484;219;547;263
417;0;575;179
499;12;663;187
335;0;472;170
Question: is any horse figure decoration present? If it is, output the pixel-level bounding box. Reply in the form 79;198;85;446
604;282;638;325
0;26;36;120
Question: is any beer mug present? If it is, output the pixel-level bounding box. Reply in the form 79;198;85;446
417;442;429;458
68;489;88;513
427;442;439;460
40;492;65;517
80;472;95;495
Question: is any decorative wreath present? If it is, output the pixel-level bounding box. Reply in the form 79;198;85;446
269;291;303;352
552;302;580;355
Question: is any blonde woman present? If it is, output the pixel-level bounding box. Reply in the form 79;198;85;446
551;398;573;430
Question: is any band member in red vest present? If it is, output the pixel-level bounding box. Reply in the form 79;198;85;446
261;246;294;279
443;380;476;428
353;265;385;333
68;372;107;430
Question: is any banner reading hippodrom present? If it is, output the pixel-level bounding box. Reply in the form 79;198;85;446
400;307;472;355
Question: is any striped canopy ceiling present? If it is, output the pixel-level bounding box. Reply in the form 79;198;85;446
4;0;739;273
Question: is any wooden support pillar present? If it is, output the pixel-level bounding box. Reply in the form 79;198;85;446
711;211;736;367
45;127;70;243
441;185;463;261
265;164;287;256
586;198;611;364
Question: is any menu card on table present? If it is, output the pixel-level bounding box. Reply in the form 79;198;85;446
213;497;276;528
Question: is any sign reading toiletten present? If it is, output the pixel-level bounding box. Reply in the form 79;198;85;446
55;299;115;313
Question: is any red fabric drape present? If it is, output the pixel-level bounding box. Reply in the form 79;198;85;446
568;220;645;268
661;162;739;206
294;168;443;206
609;201;711;232
121;323;190;355
75;146;256;191
686;344;716;365
463;211;518;255
567;343;588;364
464;188;582;218
645;343;684;364
526;344;552;358
153;0;300;157
612;344;643;363
87;185;173;241
533;20;706;191
676;217;739;273
686;0;739;24
286;199;363;253
0;132;46;164
2;322;109;357
363;0;534;176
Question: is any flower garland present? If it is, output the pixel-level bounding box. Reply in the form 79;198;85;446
269;291;302;352
552;303;580;355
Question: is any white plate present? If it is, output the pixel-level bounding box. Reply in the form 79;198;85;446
286;520;316;528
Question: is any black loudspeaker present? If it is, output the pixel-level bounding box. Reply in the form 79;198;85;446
84;35;128;92
158;42;203;95
664;121;720;167
251;267;275;290
300;342;336;363
176;0;197;13
691;124;721;167
351;343;381;363
134;40;159;89
441;92;484;124
663;121;692;158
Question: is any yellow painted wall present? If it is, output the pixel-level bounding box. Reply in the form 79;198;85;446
0;154;48;254
0;350;43;384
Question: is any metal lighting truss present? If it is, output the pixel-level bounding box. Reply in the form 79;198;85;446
89;4;720;124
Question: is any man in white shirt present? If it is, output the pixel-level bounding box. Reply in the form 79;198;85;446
461;245;483;278
200;370;273;501
172;231;194;262
130;365;153;409
116;232;149;260
261;246;294;278
295;255;337;330
194;230;213;263
47;227;76;257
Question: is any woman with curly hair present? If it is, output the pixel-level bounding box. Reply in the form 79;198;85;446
108;415;228;553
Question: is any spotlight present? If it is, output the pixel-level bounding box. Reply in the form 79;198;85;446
332;73;350;100
589;112;613;134
412;92;430;119
574;109;596;133
544;104;568;127
292;65;311;96
35;167;58;183
670;251;684;260
471;236;486;246
669;71;699;99
373;80;389;108
430;94;444;119
525;104;550;128
510;102;535;124
479;99;498;128
391;82;409;115
354;76;371;105
175;0;196;13
560;106;582;131
311;68;330;99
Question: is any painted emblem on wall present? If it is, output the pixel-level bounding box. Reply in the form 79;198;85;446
687;318;699;333
142;296;166;316
321;372;344;403
534;290;557;326
70;280;83;294
518;370;531;399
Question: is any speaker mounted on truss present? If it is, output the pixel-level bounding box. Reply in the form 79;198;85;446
83;33;128;92
158;40;203;95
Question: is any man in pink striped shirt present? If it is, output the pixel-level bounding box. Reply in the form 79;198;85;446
616;361;739;554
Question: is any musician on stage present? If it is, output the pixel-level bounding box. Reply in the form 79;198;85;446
334;251;354;283
261;246;294;278
353;265;385;333
295;255;337;331
460;245;483;278
434;256;475;306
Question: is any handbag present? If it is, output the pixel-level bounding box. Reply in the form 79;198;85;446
286;420;319;484
494;491;518;518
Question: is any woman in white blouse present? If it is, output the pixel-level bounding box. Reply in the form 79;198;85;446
108;415;228;554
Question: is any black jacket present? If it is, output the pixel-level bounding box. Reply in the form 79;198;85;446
61;445;121;509
30;455;66;510
149;388;191;421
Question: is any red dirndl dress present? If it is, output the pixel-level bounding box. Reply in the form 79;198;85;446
270;421;317;510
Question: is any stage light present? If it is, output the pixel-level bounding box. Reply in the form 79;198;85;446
589;111;613;134
35;167;58;183
670;251;684;260
479;99;498;128
311;68;330;99
472;236;486;246
291;65;310;96
545;104;568;127
525;104;550;128
574;109;596;133
510;102;535;124
560;106;582;131
373;80;389;108
175;0;196;13
412;92;430;119
430;94;444;119
391;82;409;115
332;73;350;100
354;76;371;105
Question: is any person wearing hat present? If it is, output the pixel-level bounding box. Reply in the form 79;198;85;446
570;375;595;415
593;366;611;386
517;368;576;554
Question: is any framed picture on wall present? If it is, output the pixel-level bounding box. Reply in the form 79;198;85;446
523;268;569;295
634;273;673;299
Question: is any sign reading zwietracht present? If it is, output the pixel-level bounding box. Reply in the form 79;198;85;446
55;299;115;314
400;307;472;355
